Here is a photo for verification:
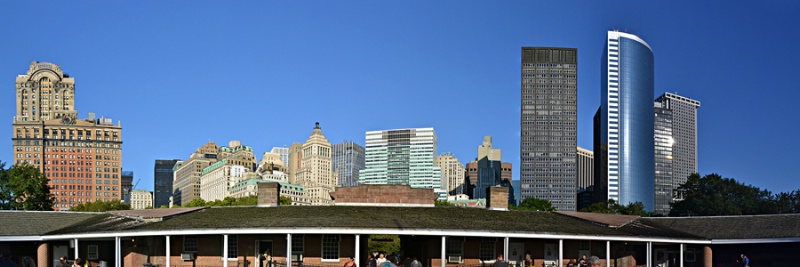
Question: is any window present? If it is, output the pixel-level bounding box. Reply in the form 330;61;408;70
321;234;340;261
227;235;238;259
87;245;99;260
183;236;198;252
292;234;304;260
446;237;464;263
479;238;497;262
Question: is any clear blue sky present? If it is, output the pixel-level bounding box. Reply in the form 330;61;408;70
2;2;799;194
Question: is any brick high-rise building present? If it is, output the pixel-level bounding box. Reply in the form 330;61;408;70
12;61;123;210
520;48;578;211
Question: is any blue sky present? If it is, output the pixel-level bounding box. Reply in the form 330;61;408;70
1;2;799;194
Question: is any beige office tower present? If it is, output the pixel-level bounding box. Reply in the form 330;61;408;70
288;142;303;184
12;61;123;210
435;152;466;195
173;141;220;205
217;140;258;172
295;122;336;205
576;147;594;192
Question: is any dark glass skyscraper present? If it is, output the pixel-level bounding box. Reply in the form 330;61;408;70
654;102;673;215
520;47;578;211
595;31;655;211
154;159;180;208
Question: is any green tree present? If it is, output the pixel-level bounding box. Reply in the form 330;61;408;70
279;196;292;205
70;200;130;212
236;195;259;206
368;234;400;254
670;173;775;216
514;197;556;211
3;163;54;210
0;161;13;209
579;199;648;216
434;200;454;206
183;198;207;207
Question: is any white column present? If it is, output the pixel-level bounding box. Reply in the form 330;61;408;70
679;244;684;267
74;239;79;259
440;236;446;267
558;239;563;267
115;237;121;267
223;235;229;267
286;234;292;267
166;236;171;267
605;241;610;267
646;242;652;267
504;237;510;263
355;235;361;267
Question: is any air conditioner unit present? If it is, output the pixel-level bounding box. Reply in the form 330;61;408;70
181;253;195;261
448;256;462;263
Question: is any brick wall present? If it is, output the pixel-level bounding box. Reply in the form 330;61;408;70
329;185;439;206
486;186;509;210
257;183;281;207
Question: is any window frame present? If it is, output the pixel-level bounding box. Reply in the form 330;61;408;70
321;234;340;262
183;236;198;253
226;235;238;260
87;245;99;260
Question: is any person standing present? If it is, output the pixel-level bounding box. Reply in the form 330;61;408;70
579;255;588;267
494;255;509;267
376;253;387;267
410;257;422;267
367;255;377;267
57;257;69;267
587;256;600;267
739;254;749;267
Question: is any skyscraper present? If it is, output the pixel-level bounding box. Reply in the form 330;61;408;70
296;122;336;205
655;93;700;187
435;152;465;195
653;101;674;215
595;31;655;211
359;128;446;198
270;147;290;171
576;147;594;192
12;61;123;210
121;171;134;203
466;137;514;204
173;141;220;205
154;159;180;208
520;47;578;211
332;141;365;187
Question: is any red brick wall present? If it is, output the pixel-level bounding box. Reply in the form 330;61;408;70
487;186;509;210
330;185;439;206
258;183;281;207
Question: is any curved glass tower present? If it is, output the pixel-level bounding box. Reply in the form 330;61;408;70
597;31;655;211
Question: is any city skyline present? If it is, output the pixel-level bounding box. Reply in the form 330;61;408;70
1;2;799;196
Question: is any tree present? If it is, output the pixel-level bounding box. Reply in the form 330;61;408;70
368;234;400;254
2;163;54;210
514;197;556;211
70;200;130;212
670;173;775;216
183;198;207;207
579;199;648;216
0;161;12;209
434;200;454;207
279;196;292;205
